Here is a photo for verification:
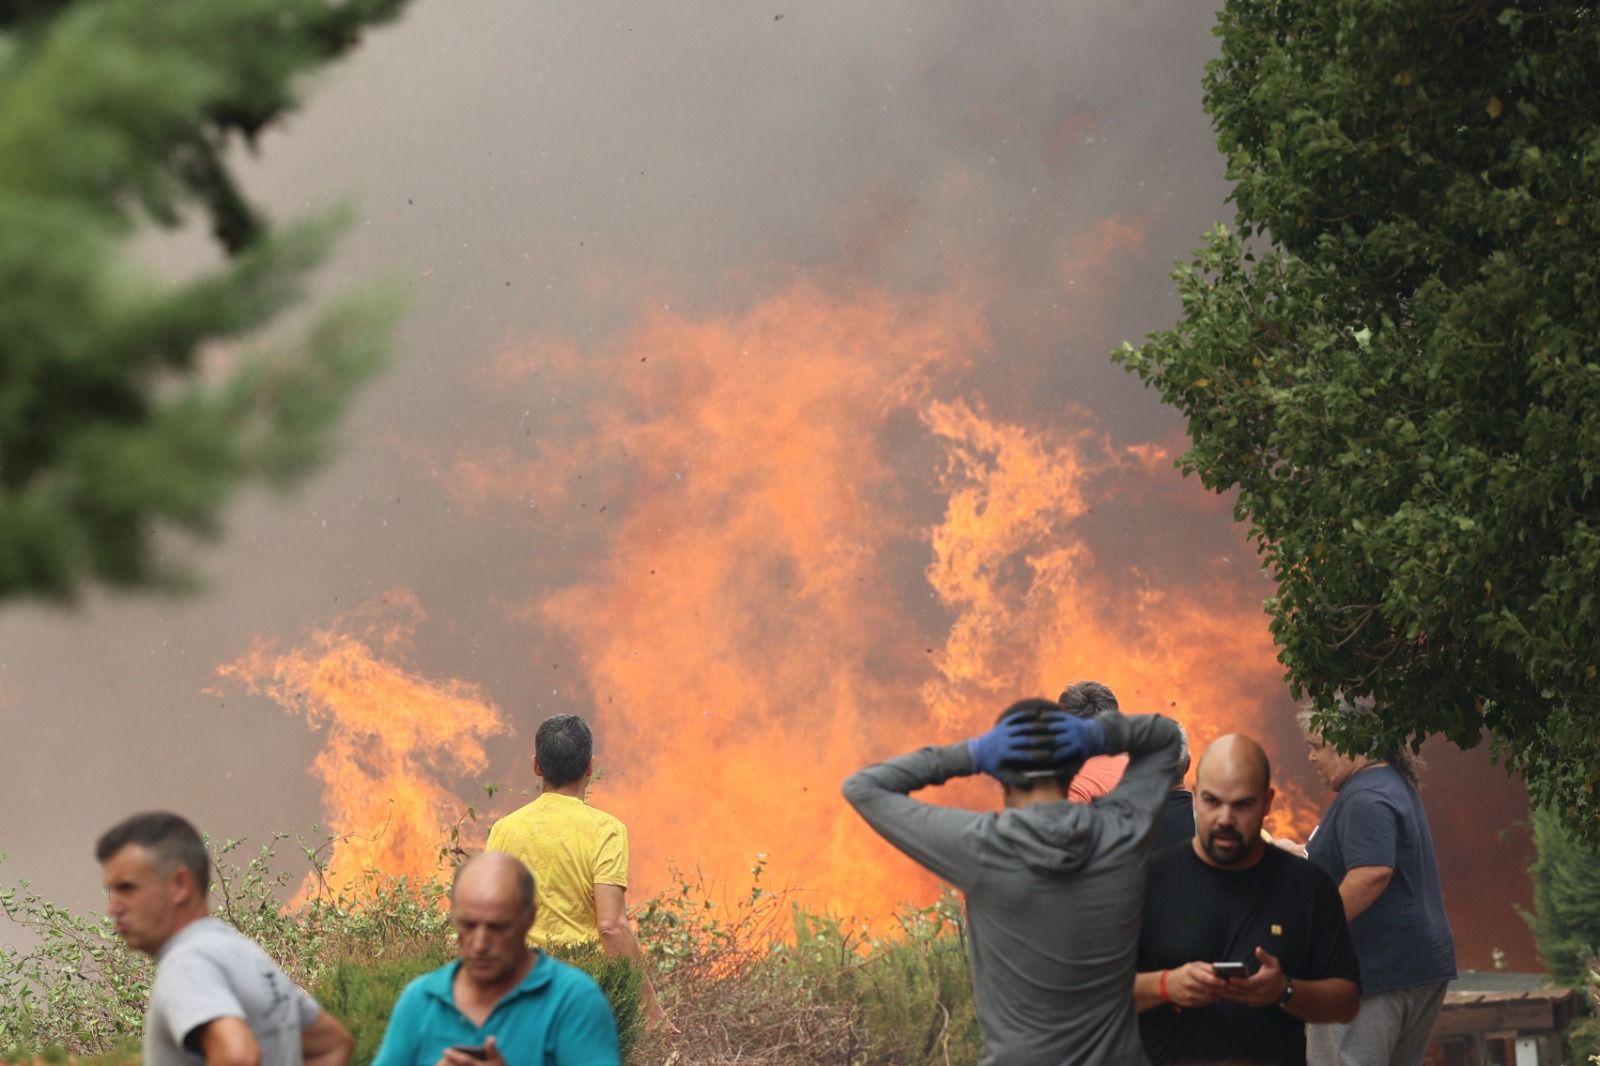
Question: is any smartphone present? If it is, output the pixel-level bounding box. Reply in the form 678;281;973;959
450;1047;488;1061
1211;961;1248;978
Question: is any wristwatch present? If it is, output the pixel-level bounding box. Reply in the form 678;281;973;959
1278;975;1296;1008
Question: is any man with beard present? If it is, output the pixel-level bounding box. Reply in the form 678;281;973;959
1135;735;1360;1065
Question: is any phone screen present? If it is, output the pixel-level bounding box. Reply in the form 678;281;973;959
1211;961;1248;978
450;1047;488;1060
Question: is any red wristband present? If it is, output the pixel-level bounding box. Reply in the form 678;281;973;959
1159;969;1170;1003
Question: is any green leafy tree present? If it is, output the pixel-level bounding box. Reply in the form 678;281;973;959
1115;2;1600;829
1522;807;1600;1060
1524;806;1600;985
0;0;410;600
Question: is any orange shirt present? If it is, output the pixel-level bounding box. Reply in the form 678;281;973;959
1068;753;1129;803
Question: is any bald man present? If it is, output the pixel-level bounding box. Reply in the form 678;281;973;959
1133;735;1361;1066
373;853;621;1066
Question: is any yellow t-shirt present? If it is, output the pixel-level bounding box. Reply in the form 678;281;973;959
486;792;630;946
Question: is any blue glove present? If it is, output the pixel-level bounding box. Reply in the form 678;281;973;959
1043;712;1108;763
966;717;1037;778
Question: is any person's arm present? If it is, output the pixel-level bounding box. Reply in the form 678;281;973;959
1338;864;1394;921
595;884;670;1029
1270;836;1310;859
841;743;989;891
1099;713;1183;824
196;1018;262;1066
299;1010;354;1066
1134;961;1228;1012
1217;946;1359;1023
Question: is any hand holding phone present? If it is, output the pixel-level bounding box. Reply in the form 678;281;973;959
450;1047;488;1061
1211;960;1248;978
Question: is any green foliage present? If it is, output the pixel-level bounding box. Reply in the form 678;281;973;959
0;0;409;601
310;952;450;1066
633;860;978;1065
1114;1;1600;832
1523;807;1600;985
4;842;982;1065
780;894;980;1066
543;942;644;1063
0;863;149;1056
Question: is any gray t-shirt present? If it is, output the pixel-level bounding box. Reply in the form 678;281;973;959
843;712;1183;1066
145;917;320;1066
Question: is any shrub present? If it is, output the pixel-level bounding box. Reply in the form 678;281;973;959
631;861;979;1065
3;844;985;1065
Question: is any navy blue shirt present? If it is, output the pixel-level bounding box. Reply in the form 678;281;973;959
1307;764;1456;994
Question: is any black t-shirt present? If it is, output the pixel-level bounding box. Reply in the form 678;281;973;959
1153;789;1195;851
1137;842;1360;1065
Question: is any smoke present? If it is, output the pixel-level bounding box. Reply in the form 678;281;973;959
0;0;1536;968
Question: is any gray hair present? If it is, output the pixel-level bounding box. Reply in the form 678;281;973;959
95;812;210;895
1299;699;1423;787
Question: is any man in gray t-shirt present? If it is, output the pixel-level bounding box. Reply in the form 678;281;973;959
843;698;1182;1065
97;812;353;1066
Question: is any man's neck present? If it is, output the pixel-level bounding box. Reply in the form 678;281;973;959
541;781;587;799
152;907;209;957
1005;781;1068;809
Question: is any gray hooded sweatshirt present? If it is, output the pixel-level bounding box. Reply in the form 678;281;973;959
842;712;1182;1066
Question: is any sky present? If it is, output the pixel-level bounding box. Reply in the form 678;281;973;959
0;1;1539;967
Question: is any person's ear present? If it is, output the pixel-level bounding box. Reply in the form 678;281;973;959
168;864;195;907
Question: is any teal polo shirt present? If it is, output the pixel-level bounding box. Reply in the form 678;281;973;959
372;954;620;1066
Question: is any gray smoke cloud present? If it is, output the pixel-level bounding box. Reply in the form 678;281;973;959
0;1;1535;966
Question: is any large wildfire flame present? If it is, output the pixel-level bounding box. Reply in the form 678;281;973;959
219;278;1323;918
216;591;508;897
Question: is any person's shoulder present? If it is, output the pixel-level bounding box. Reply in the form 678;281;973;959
488;798;554;847
575;800;627;835
398;959;458;1004
164;917;265;967
1338;767;1411;813
1264;843;1340;889
1148;838;1198;875
525;955;608;1006
492;797;546;828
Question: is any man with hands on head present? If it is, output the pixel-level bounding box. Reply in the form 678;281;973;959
843;695;1183;1066
1135;735;1360;1066
372;852;620;1066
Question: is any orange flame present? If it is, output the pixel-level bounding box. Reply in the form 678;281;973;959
224;276;1318;919
451;280;1311;914
216;590;508;897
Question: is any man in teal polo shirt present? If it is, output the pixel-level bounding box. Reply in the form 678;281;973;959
373;852;620;1066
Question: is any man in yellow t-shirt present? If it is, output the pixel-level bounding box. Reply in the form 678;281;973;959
486;714;668;1028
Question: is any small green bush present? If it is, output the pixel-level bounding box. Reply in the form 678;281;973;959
309;950;450;1066
543;942;644;1062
